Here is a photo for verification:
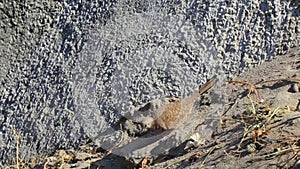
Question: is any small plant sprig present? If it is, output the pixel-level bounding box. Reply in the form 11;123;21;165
226;77;300;101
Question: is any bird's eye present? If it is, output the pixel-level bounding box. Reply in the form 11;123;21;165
138;102;152;111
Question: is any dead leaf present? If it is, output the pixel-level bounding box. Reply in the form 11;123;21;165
139;157;148;169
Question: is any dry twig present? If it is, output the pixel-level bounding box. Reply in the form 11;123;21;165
227;78;300;101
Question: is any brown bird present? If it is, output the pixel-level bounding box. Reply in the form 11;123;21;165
125;75;218;133
111;76;218;159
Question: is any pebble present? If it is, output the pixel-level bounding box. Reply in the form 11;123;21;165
289;83;299;93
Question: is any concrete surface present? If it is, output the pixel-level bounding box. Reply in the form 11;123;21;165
0;0;299;166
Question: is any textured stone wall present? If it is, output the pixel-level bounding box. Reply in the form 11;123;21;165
0;0;299;166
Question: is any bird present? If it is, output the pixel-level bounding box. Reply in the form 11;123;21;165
122;75;218;135
111;75;218;160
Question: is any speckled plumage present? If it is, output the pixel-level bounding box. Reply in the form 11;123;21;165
131;76;218;131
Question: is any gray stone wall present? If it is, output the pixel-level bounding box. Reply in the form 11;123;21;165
0;0;299;166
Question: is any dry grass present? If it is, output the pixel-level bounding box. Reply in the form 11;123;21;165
5;133;103;169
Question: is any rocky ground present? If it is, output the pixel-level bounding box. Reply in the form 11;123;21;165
5;46;299;169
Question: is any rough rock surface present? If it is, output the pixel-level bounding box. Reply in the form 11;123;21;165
0;0;299;166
